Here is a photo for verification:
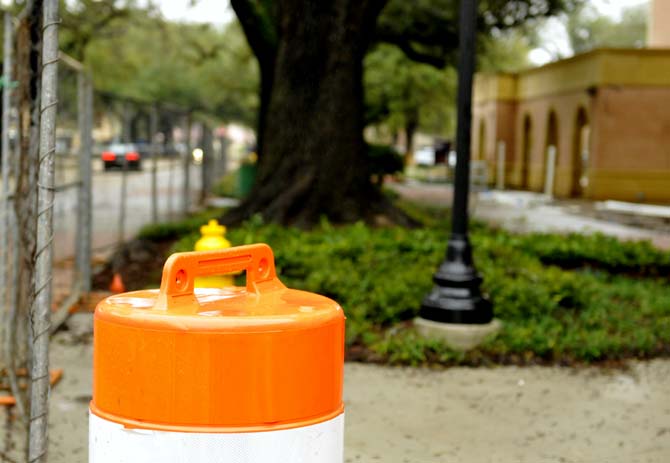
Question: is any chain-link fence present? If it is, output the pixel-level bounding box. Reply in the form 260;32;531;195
0;19;94;442
49;53;93;329
86;104;209;250
0;9;229;457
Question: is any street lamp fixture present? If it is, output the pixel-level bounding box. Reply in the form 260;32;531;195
419;0;493;325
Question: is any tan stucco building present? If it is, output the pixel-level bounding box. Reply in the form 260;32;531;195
649;0;670;48
472;1;670;203
472;48;670;202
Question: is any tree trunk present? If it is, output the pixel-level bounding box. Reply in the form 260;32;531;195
404;114;418;166
8;1;44;452
255;63;273;159
226;0;409;227
14;0;43;370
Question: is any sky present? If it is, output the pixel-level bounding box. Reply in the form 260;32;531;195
153;0;648;25
590;0;649;20
0;0;648;65
152;0;650;66
529;0;649;64
0;0;235;21
155;1;649;21
0;0;648;26
152;0;233;25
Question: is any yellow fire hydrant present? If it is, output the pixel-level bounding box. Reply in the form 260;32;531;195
194;219;234;288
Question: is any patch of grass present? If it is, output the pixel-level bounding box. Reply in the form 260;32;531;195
167;214;670;365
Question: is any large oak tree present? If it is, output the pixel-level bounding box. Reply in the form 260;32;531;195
228;0;578;226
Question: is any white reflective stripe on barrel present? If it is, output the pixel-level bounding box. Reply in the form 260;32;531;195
89;412;344;463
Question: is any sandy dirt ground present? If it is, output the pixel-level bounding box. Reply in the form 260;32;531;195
0;313;668;462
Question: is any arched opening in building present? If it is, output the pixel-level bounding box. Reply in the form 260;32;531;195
521;114;532;189
543;110;559;195
571;107;590;197
477;119;486;161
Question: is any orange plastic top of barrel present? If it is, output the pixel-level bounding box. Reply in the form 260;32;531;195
91;244;345;433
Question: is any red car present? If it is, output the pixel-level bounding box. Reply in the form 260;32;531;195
101;143;142;171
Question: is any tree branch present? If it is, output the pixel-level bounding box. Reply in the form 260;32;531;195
230;0;277;70
481;0;581;30
375;31;453;68
374;0;458;68
362;0;390;29
375;0;580;69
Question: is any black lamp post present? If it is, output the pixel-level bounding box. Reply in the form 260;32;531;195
419;0;493;324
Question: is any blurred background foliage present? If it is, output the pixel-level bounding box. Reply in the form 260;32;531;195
364;28;533;145
566;2;647;54
56;0;259;124
0;0;649;142
2;0;579;138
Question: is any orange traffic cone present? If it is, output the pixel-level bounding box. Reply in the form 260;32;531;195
109;273;125;294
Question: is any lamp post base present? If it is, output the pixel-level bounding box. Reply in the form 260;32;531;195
419;235;493;324
414;317;501;351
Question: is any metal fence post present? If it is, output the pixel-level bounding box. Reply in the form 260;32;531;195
1;12;12;306
182;112;191;216
119;103;130;245
168;154;174;220
7;202;23;416
118;157;127;245
219;136;229;180
76;72;93;293
201;123;213;204
30;0;59;460
150;105;158;223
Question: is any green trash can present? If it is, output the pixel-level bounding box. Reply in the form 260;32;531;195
237;162;257;198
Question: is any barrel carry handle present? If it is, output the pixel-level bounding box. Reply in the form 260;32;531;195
154;243;283;311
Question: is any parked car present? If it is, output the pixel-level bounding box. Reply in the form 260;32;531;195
101;143;142;170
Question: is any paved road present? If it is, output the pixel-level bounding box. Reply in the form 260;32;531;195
52;157;203;261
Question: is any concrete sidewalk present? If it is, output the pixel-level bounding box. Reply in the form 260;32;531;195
389;182;670;249
2;313;664;462
345;362;669;463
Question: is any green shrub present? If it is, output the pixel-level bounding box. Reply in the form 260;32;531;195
367;144;404;185
212;170;240;198
515;232;670;276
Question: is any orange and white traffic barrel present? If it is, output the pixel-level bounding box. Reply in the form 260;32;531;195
89;244;345;462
